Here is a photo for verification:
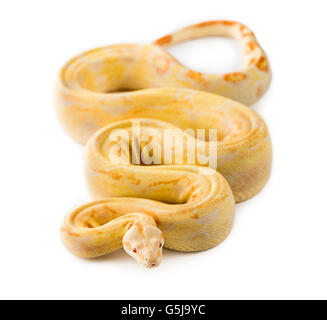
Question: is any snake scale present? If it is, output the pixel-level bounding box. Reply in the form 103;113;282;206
55;20;272;268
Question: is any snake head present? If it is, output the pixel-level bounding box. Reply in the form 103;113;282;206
123;224;164;268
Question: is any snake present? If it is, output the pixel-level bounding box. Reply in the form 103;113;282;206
55;21;272;268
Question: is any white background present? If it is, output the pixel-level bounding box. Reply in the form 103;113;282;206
1;0;326;300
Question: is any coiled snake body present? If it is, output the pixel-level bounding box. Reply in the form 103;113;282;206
56;21;272;268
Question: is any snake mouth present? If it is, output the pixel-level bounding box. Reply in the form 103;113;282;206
107;87;141;93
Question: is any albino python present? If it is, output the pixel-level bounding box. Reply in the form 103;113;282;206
55;21;272;268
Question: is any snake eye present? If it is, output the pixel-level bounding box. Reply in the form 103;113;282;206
133;248;137;253
159;243;162;248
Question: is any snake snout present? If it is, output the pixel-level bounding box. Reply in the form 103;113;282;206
142;247;163;269
144;256;161;269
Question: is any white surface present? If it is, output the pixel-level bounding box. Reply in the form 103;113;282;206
0;0;326;300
